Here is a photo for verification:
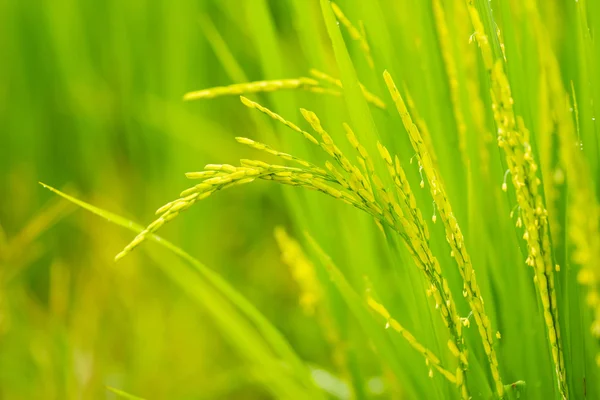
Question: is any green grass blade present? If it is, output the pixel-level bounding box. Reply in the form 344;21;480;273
106;386;146;400
38;182;323;399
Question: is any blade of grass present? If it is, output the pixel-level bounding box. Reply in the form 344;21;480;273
39;182;323;399
106;386;146;400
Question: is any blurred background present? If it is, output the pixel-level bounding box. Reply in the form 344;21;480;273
3;0;597;398
0;1;343;398
3;0;417;396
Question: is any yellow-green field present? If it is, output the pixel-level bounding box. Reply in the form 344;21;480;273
1;0;600;399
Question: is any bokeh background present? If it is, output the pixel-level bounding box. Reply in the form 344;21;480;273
2;0;598;399
0;1;376;398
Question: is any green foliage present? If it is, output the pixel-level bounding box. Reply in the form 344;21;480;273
2;0;600;399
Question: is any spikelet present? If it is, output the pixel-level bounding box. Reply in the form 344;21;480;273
367;297;459;386
464;3;567;397
183;77;319;100
377;142;430;241
300;109;376;207
384;70;504;397
300;109;351;169
115;165;263;260
344;124;374;174
330;2;374;68
235;136;327;176
402;87;440;171
240;96;319;145
309;69;386;110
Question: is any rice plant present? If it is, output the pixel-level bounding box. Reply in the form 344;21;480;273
4;0;600;398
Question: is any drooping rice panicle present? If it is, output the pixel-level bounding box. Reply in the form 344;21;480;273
120;86;471;398
115;165;263;260
367;297;458;385
340;122;469;399
370;143;469;400
530;2;600;367
431;0;468;167
465;4;567;398
309;68;386;110
129;99;471;389
300;107;471;397
116;154;391;262
330;2;374;68
116;103;470;397
115;160;376;261
384;70;504;397
182;77;320;101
